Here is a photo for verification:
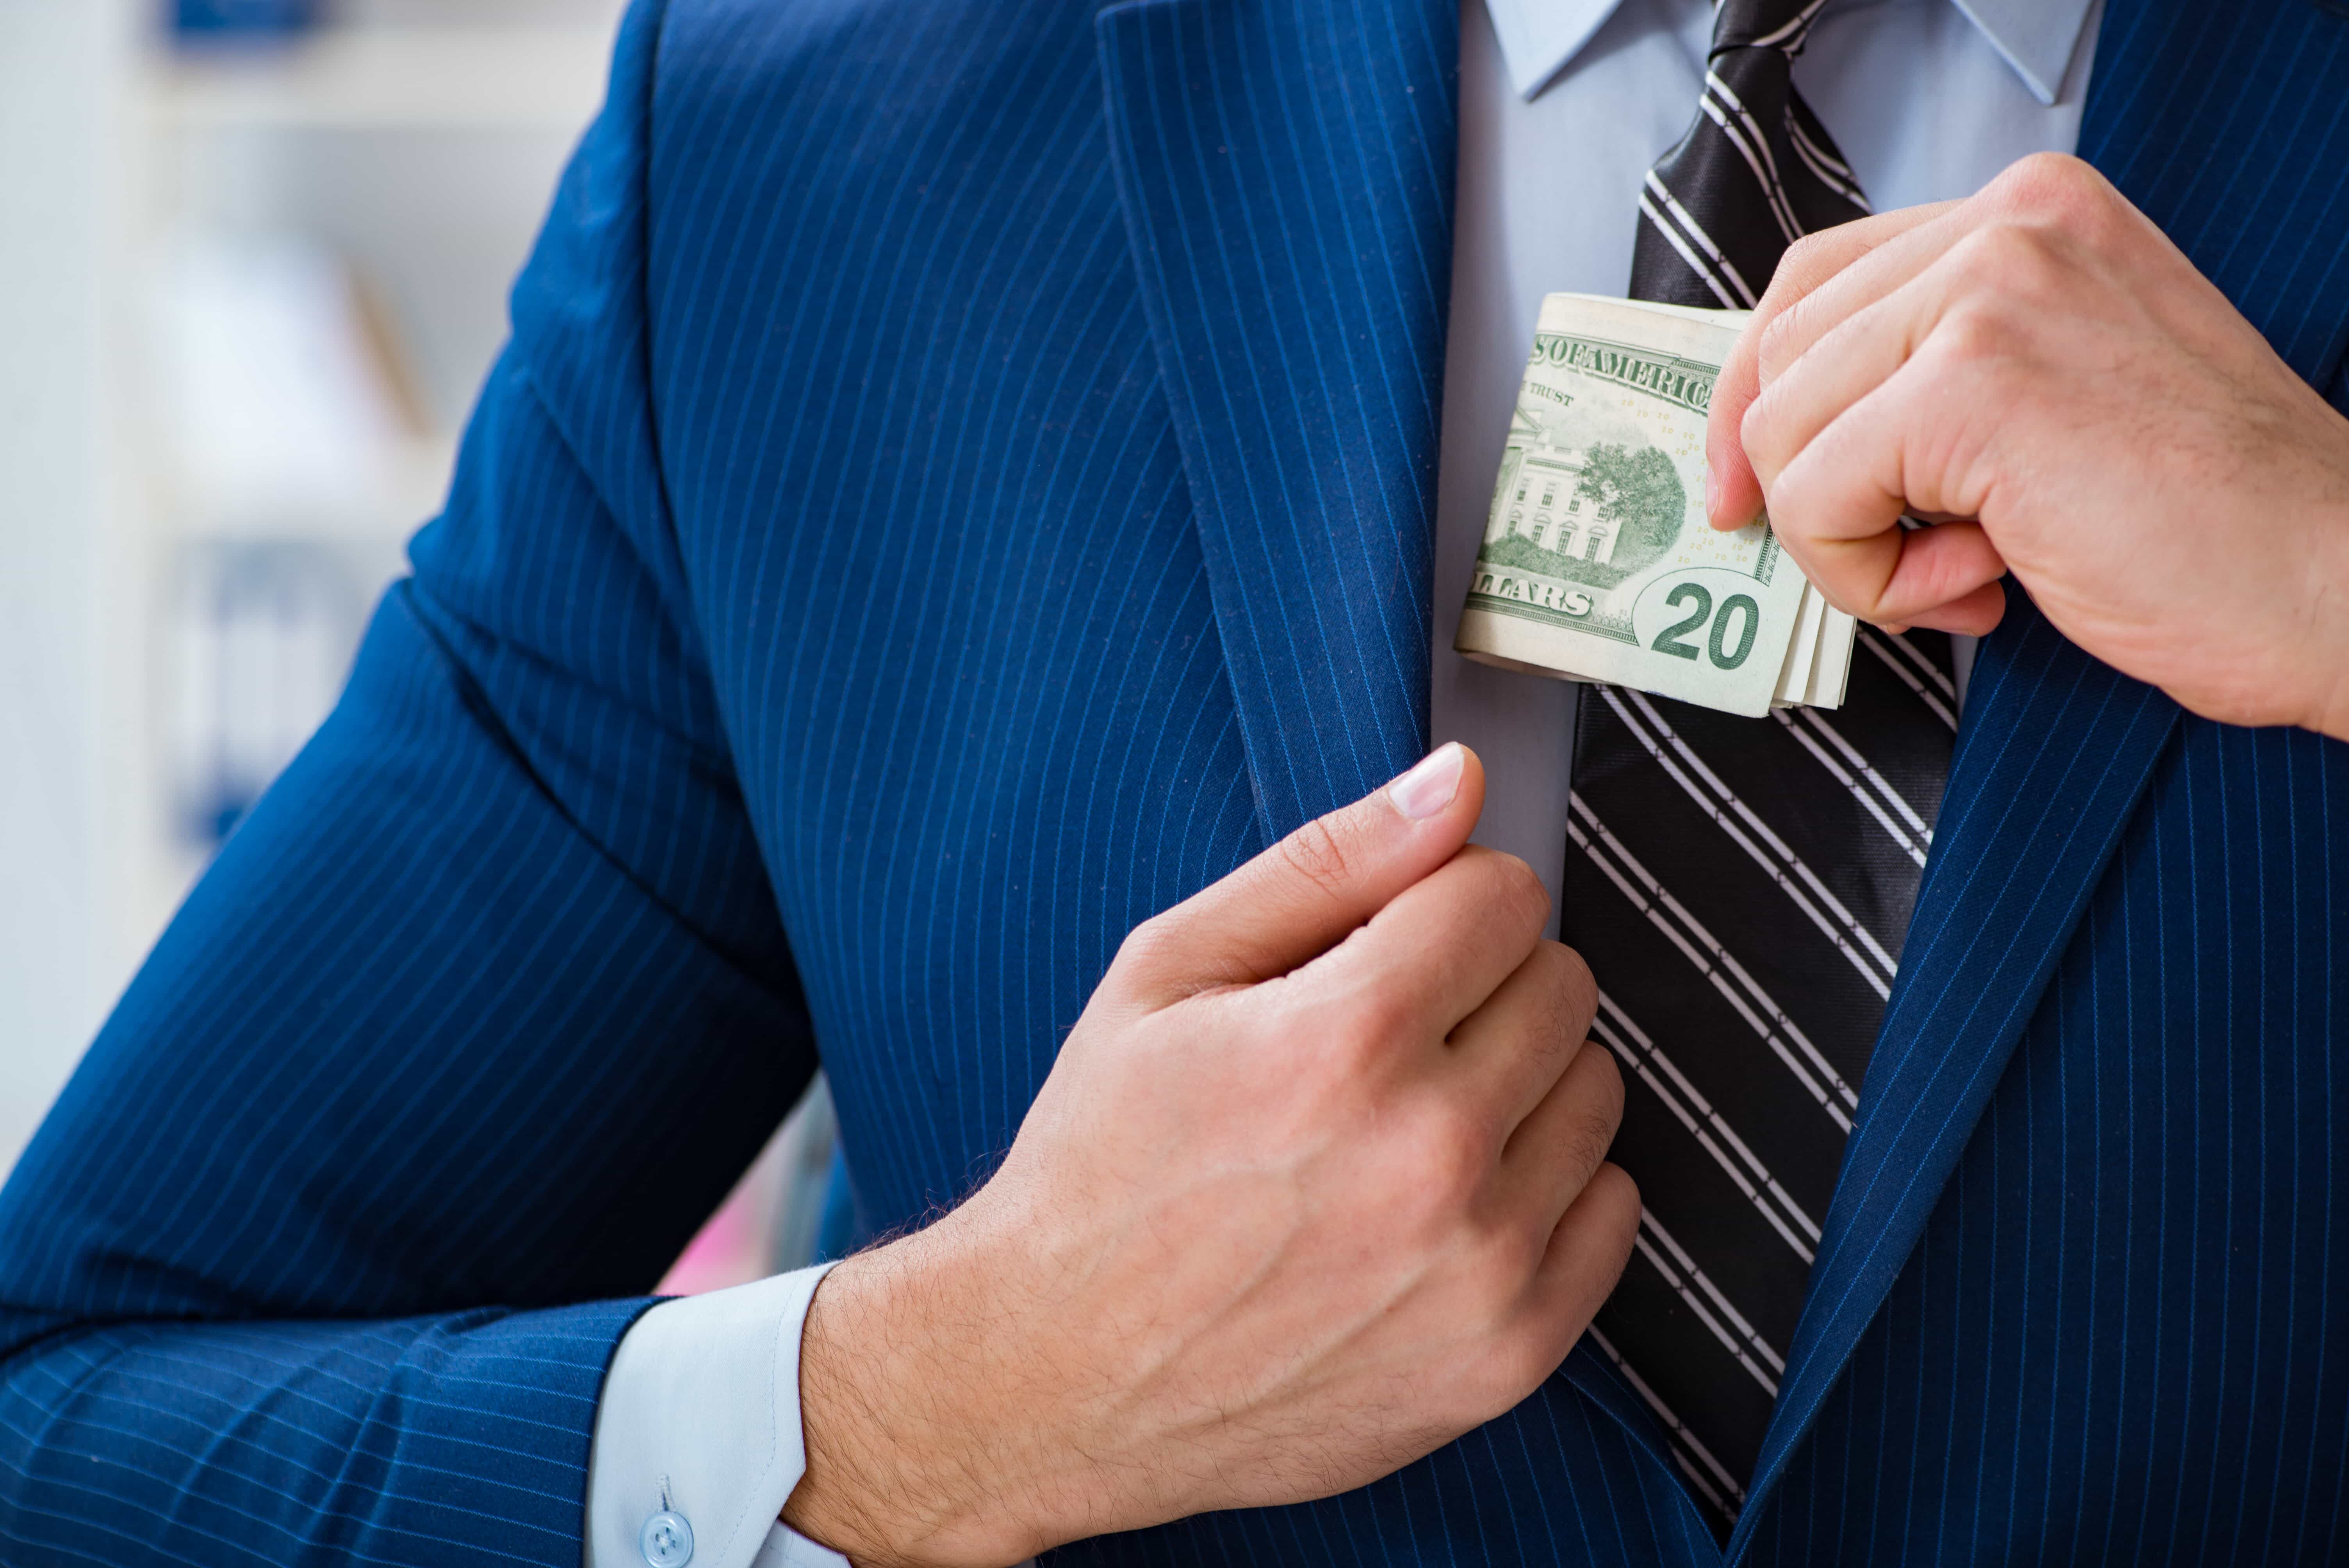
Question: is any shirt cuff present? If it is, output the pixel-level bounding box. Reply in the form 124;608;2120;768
749;1519;854;1567
588;1263;845;1568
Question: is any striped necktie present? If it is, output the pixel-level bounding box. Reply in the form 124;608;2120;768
1563;0;1960;1533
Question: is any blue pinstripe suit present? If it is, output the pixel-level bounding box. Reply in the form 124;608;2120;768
5;0;2347;1561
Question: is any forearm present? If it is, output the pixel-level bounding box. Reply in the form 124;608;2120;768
0;587;814;1561
0;1303;646;1564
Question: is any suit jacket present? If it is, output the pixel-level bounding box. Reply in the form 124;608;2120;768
5;0;2348;1562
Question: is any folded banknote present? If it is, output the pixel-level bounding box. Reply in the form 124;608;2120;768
1454;292;1854;717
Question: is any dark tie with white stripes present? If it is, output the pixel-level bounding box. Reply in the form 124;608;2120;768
1563;0;1959;1533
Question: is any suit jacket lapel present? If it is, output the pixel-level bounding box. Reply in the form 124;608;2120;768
1097;0;1709;1489
1729;597;2178;1554
1734;0;2349;1547
1096;0;1457;834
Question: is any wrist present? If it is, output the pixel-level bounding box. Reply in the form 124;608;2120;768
781;1216;1088;1568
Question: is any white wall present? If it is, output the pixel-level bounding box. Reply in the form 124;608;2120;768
0;0;138;1174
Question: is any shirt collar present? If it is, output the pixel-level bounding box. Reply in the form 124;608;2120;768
1486;0;2096;108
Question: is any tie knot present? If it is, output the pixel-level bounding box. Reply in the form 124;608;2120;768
1710;0;1829;58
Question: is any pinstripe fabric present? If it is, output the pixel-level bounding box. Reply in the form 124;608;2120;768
1751;692;2349;1563
2;0;2346;1563
1098;0;1451;830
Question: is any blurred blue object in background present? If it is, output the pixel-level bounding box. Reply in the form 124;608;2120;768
173;0;319;39
813;1146;867;1265
171;541;367;847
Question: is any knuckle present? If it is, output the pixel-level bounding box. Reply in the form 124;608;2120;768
1465;1202;1541;1277
1585;1162;1643;1246
1484;850;1552;930
1547;944;1599;1033
1739;390;1780;460
1405;1103;1491;1203
1930;290;2019;367
1739;385;1800;478
1565;1098;1623;1177
1465;1217;1546;1304
2002;150;2101;205
1570;1039;1626;1132
1994;152;2121;243
1278;817;1357;901
1115;910;1179;969
1998;225;2071;296
1107;912;1187;993
1334;973;1416;1051
1510;948;1587;1070
1776;230;1836;289
1755;288;1816;374
1452;847;1551;938
1967;215;2041;264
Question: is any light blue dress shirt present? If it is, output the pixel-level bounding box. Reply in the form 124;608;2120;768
588;0;2101;1563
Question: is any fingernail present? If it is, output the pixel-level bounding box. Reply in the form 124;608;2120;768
1704;467;1720;522
1389;743;1464;820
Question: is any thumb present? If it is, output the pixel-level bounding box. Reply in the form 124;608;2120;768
1112;743;1485;1006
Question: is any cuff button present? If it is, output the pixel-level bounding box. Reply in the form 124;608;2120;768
641;1509;695;1567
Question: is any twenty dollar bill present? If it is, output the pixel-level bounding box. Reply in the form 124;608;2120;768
1454;293;1853;717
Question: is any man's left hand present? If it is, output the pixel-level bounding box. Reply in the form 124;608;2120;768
1707;152;2349;741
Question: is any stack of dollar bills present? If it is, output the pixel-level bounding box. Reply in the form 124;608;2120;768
1454;293;1855;719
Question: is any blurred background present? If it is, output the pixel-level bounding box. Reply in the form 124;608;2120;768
0;0;837;1292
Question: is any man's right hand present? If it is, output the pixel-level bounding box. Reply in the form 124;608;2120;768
782;743;1640;1567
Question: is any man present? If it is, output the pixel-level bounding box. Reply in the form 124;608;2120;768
3;0;2346;1564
